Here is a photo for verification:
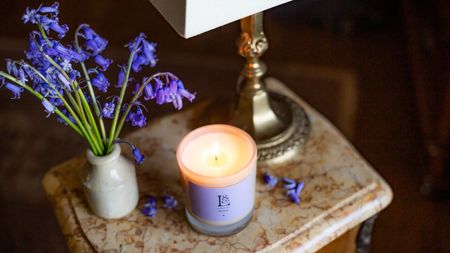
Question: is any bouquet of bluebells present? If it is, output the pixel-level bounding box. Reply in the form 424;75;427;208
0;3;195;164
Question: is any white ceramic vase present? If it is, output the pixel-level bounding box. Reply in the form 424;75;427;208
82;144;139;219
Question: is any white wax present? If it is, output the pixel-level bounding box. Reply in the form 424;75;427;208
181;132;252;177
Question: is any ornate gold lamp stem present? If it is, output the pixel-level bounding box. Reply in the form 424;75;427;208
232;13;286;139
231;12;311;165
195;12;310;165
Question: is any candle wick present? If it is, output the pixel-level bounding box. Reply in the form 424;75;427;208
214;154;218;162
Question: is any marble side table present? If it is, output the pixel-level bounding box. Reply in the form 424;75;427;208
42;79;392;253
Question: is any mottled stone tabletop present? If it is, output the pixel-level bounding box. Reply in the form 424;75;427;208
42;79;392;253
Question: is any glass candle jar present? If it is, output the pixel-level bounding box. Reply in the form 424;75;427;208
176;124;257;236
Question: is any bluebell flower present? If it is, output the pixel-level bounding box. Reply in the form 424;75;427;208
91;72;109;92
155;86;169;105
38;15;69;39
162;195;178;209
286;181;305;204
143;83;154;100
116;66;125;88
132;82;140;95
69;69;81;81
282;178;297;190
56;109;75;125
126;107;147;128
43;41;85;63
142;40;156;64
127;33;158;72
131;55;146;73
18;68;28;84
22;8;39;24
42;98;55;117
6;59;19;76
80;25;108;55
56;72;71;90
263;172;278;188
48;21;69;39
132;145;145;165
93;55;112;71
102;101;115;119
25;34;46;65
4;83;24;99
146;77;195;110
39;2;59;14
49;97;64;107
177;80;196;102
126;33;146;51
141;196;157;218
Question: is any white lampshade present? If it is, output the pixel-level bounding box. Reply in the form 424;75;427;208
148;0;293;38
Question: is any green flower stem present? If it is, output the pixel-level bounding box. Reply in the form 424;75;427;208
37;25;85;113
11;62;102;155
80;63;106;141
36;25;104;154
31;35;98;146
74;25;107;145
75;83;105;152
106;51;136;153
0;72;91;144
38;49;104;154
18;58;102;155
114;72;172;141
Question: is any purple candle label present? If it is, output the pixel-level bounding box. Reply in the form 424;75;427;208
187;172;255;223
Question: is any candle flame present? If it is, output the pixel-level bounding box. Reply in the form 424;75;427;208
212;141;220;161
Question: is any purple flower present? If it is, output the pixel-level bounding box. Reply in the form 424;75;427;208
56;72;71;89
80;25;108;55
286;181;305;204
39;2;59;14
22;3;59;25
26;34;45;65
141;196;157;218
116;68;125;88
131;55;147;72
42;98;55;117
48;97;64;107
18;68;28;84
94;55;112;71
162;195;178;209
49;22;69;39
144;76;195;110
126;107;147;128
177;80;196;102
4;83;24;99
38;15;68;39
56;109;75;125
263;172;278;188
127;33;158;72
22;8;39;24
141;41;157;67
91;72;109;92
6;60;18;76
132;145;145;165
155;86;168;105
143;83;154;100
282;178;297;190
102;101;115;119
44;41;85;63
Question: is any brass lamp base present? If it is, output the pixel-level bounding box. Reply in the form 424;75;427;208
193;12;311;165
193;89;310;165
255;92;310;164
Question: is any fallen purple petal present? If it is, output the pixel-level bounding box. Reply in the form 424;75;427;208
263;172;278;188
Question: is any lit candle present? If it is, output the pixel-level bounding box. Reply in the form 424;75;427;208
177;124;257;236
